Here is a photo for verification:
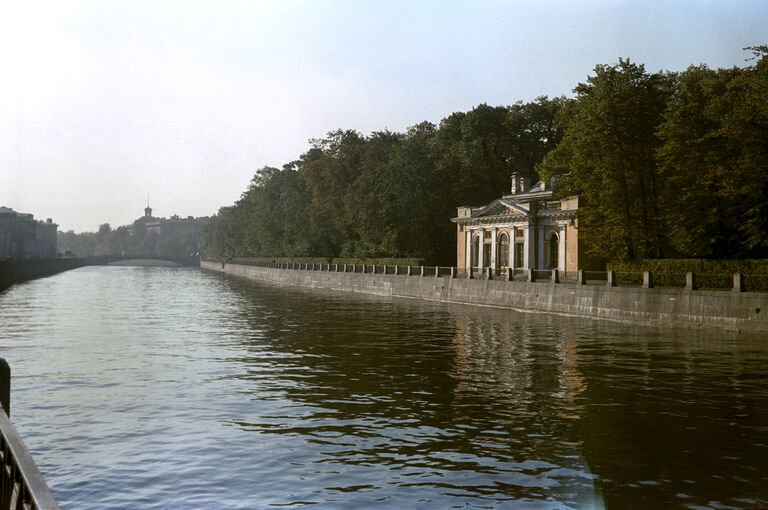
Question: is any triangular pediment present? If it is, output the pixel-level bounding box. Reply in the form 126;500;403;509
473;198;529;218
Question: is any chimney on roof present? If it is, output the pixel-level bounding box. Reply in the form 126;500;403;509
519;176;527;193
511;173;520;194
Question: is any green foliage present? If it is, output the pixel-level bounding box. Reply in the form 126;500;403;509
608;259;768;274
656;53;768;258
539;59;672;261
225;256;425;266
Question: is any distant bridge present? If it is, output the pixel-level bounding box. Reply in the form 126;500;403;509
91;255;201;267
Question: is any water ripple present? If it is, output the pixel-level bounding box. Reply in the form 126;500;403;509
0;267;766;509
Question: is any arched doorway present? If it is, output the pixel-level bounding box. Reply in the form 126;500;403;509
497;232;509;270
471;234;480;269
547;232;559;269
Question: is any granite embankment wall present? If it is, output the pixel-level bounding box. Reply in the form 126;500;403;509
202;260;768;333
0;259;89;293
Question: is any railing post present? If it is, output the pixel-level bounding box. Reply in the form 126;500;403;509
485;267;491;280
435;266;439;278
551;269;559;284
406;266;411;276
686;272;697;290
394;265;399;275
468;267;473;279
527;269;534;283
0;358;9;416
733;272;745;292
420;265;425;277
643;271;653;289
450;267;456;278
506;269;512;281
607;270;616;287
577;269;586;285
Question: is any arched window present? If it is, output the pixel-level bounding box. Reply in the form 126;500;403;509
547;232;559;269
497;232;509;269
471;234;480;269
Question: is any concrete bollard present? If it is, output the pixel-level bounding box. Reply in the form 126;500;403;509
451;267;456;278
686;272;697;290
486;267;492;280
406;266;411;276
643;271;653;289
506;269;512;281
527;269;534;283
577;269;586;285
435;267;439;278
420;266;425;277
0;358;9;416
607;270;616;287
733;272;745;292
551;269;559;284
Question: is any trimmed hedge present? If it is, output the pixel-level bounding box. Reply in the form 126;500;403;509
607;259;768;275
607;259;768;290
228;256;425;266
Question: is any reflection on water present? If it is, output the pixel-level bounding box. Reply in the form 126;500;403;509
0;266;766;509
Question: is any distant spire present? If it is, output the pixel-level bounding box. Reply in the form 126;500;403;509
144;194;152;218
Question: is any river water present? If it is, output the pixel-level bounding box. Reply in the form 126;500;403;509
0;266;767;509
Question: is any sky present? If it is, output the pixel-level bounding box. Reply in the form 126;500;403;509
1;1;766;233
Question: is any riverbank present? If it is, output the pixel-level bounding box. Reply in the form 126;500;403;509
0;259;89;293
202;259;768;333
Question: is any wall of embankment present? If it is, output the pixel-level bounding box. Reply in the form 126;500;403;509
0;259;89;293
202;260;768;333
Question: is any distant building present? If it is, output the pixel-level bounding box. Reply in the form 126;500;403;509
0;206;58;260
452;173;597;275
126;202;208;257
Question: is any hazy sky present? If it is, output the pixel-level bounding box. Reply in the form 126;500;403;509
1;1;766;232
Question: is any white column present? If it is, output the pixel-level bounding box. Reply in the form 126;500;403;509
537;226;545;270
490;228;497;270
465;228;473;272
558;224;566;272
478;230;485;268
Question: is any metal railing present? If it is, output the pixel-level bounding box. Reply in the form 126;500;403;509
0;360;59;510
208;259;768;293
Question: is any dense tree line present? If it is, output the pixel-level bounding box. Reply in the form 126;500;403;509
202;99;564;265
540;47;768;260
202;48;767;264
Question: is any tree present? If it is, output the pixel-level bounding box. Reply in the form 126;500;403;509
540;59;672;261
656;46;768;258
656;65;743;257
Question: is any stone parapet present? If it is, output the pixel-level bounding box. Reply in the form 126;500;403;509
202;260;768;333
